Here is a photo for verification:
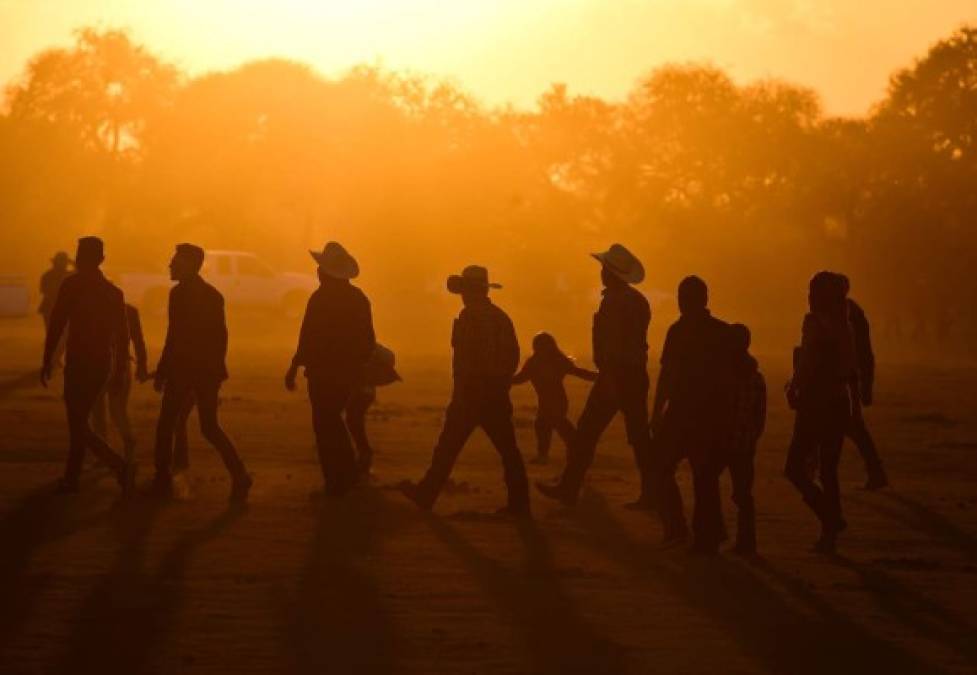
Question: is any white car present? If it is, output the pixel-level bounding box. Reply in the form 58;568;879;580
121;250;315;316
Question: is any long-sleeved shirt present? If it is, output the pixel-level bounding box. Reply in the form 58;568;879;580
513;351;596;414
451;297;519;380
43;269;128;371
291;279;375;382
156;275;229;382
592;284;651;371
793;312;856;405
848;298;874;397
656;310;732;419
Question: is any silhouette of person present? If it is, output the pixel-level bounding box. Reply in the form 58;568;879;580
40;237;135;494
345;343;401;479
651;276;734;552
39;251;73;368
785;271;857;554
91;303;149;461
838;275;888;490
536;244;655;508
285;242;376;496
150;243;252;502
399;265;530;516
722;323;766;556
512;332;597;464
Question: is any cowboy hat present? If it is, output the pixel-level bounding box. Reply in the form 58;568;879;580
310;241;359;280
363;343;402;386
447;265;502;294
591;243;644;284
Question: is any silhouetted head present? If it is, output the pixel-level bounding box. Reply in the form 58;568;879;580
74;237;104;272
310;241;359;281
592;244;644;288
678;275;708;315
532;331;559;355
170;243;205;282
447;265;499;306
51;251;72;271
808;270;846;320
836;273;851;296
730;323;751;354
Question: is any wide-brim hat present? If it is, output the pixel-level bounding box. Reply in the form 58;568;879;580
310;241;359;280
447;265;502;294
364;343;402;386
592;243;644;284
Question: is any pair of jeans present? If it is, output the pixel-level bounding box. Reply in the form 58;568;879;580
416;377;529;511
63;362;125;484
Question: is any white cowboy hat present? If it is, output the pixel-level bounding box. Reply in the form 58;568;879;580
591;243;645;284
310;241;359;280
446;265;502;294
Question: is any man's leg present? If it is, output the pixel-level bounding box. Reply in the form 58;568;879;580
729;452;756;554
480;387;530;513
413;390;478;508
153;379;192;489
345;389;375;475
785;409;826;522
553;377;617;500
173;394;194;472
652;417;688;540
65;366;126;489
107;375;136;461
309;379;356;494
618;371;655;505
848;406;887;488
91;388;109;443
533;415;554;461
690;455;723;553
195;380;248;483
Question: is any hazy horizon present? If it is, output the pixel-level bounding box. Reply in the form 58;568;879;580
2;0;975;115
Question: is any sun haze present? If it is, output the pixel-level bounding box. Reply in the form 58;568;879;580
1;0;975;114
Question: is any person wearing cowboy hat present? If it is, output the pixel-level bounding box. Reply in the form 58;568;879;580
150;243;252;503
399;265;530;516
537;243;655;508
286;241;376;496
39;250;74;368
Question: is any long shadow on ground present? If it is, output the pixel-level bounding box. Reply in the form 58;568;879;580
54;498;244;674
423;514;625;675
286;488;401;675
567;490;945;675
0;481;111;665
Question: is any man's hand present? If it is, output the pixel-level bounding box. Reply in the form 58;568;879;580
284;365;298;392
39;363;52;389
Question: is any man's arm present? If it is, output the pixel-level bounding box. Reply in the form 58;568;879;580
128;306;149;378
286;294;315;390
755;373;767;438
512;359;532;385
651;328;675;427
501;314;520;378
154;287;178;389
41;279;71;380
111;292;130;381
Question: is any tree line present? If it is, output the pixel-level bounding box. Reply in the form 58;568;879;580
2;26;975;359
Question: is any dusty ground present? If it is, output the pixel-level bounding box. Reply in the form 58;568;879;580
1;317;976;674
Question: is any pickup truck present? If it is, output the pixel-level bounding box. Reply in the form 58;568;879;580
120;250;316;316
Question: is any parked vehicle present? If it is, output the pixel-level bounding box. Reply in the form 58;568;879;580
120;250;315;316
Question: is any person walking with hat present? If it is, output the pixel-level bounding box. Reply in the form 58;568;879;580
399;265;530;516
536;244;655;508
151;243;252;503
286;242;376;496
40;237;135;494
39;251;73;368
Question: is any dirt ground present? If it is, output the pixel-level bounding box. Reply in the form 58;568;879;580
1;317;976;675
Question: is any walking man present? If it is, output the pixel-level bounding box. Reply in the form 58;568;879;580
399;265;530;516
651;276;734;552
39;251;73;368
537;244;654;508
285;242;376;496
40;237;134;494
151;244;251;502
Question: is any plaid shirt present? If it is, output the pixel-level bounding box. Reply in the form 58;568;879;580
728;369;767;455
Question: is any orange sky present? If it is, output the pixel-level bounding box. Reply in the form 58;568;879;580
1;0;975;115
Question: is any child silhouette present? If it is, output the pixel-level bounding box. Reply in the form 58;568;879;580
513;332;597;464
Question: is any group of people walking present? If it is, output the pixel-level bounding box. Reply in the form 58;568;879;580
38;236;885;555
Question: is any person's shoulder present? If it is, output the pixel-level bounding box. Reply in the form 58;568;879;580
490;301;514;325
103;276;124;299
200;277;224;302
